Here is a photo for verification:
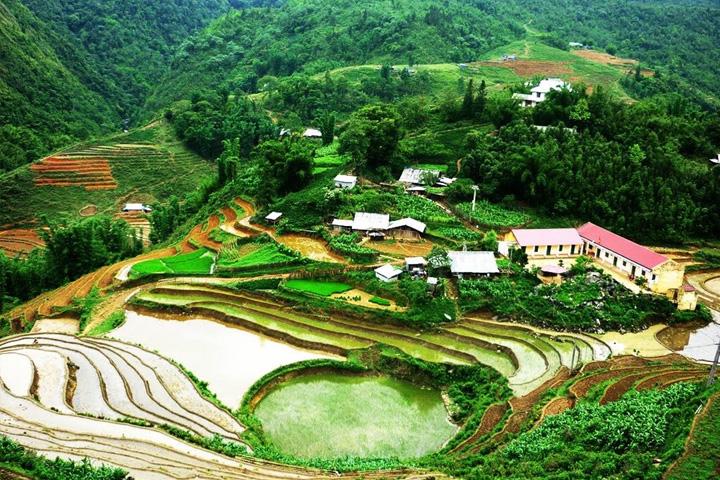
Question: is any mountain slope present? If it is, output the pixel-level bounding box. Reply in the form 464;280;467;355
0;0;119;171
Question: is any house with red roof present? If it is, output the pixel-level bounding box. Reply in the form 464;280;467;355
505;228;585;259
576;222;685;295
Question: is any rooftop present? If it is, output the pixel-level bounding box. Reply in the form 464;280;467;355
302;128;322;137
399;167;440;184
405;257;428;266
331;219;354;228
577;222;669;270
531;78;571;94
265;212;283;221
334;174;357;183
511;228;584;247
352;212;390;231
375;264;403;279
448;251;499;274
388;218;427;233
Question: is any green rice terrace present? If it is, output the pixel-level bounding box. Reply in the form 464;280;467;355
0;192;718;480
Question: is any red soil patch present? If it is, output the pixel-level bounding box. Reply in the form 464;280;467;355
369;240;435;257
572;49;638;67
542;397;575;417
450;403;508;453
220;206;238;224
193;214;222;251
30;156;117;190
473;60;572;77
234;198;255;217
277;234;344;263
0;229;45;256
79;205;98;217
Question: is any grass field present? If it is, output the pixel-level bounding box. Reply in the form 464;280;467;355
285;280;353;296
457;201;532;228
129;248;216;278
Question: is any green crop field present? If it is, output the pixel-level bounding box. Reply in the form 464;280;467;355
285;280;353;296
218;243;299;269
457;201;532;228
129;248;216;278
254;373;457;459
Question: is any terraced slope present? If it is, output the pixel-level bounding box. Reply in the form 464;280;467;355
0;334;246;443
133;283;612;396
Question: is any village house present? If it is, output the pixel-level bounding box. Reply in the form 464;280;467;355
399;167;439;186
512;78;571;107
503;228;585;258
332;212;426;239
375;264;403;282
123;203;152;213
387;218;427;239
265;211;283;225
405;256;427;273
334;174;357;189
302;128;322;138
576;222;685;295
447;251;499;279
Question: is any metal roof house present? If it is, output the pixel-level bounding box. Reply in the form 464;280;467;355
334;174;357;189
448;251;499;278
387;218;427;239
374;264;403;282
399;167;440;185
123;203;152;213
302;128;322;138
265;212;283;224
352;212;390;232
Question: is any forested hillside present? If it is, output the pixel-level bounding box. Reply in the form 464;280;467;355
0;0;236;174
0;0;117;172
145;0;720;116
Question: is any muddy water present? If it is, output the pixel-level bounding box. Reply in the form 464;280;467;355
677;320;720;363
705;277;720;295
109;311;334;408
255;373;457;459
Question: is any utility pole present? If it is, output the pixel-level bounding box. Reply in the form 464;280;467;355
707;341;720;387
471;185;479;212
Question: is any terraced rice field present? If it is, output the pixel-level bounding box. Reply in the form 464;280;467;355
133;283;612;396
255;373;458;459
110;310;334;407
30;156;117;190
0;229;44;256
129;248;216;278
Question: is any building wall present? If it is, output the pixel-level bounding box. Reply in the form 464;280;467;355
523;244;584;258
389;228;422;239
651;261;685;293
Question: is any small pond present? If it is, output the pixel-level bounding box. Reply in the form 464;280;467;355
254;373;458;459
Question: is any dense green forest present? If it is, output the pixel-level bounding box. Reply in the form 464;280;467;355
0;0;236;173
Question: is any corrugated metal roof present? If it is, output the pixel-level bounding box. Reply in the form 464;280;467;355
399;167;439;184
577;222;669;270
531;78;570;94
511;228;584;247
448;251;499;274
334;174;357;183
352;212;389;231
265;212;283;221
374;264;403;279
405;257;427;266
332;219;354;227
388;218;426;233
302;128;322;137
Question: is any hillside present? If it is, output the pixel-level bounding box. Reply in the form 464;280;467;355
0;0;238;175
0;120;213;230
145;0;720;116
0;0;118;172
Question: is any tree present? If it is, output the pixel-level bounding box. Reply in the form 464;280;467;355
509;247;528;268
253;138;315;201
427;245;451;276
339;104;400;171
475;80;487;118
461;79;475;119
481;230;499;252
320;112;336;146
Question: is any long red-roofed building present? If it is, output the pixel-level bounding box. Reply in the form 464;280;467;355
576;222;684;294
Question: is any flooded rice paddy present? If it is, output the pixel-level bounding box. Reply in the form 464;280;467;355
109;311;334;407
255;373;458;459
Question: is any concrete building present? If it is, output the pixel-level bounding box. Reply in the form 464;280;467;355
375;264;403;282
512;78;571;107
334;174;357;189
504;228;585;258
577;222;685;295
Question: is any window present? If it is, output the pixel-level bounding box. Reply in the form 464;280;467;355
559;245;564;252
534;246;539;253
623;261;627;267
652;274;656;281
605;252;609;258
571;245;576;255
641;270;646;277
